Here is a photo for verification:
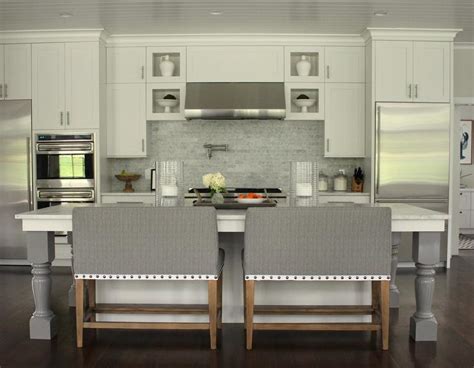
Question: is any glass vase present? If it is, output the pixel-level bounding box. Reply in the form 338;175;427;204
211;192;225;204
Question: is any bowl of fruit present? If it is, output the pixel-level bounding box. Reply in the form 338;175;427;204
157;94;179;113
236;193;266;204
115;170;141;192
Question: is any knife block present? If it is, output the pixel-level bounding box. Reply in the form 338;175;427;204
351;177;364;192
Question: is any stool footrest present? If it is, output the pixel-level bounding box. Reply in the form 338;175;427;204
254;305;375;315
93;303;210;315
253;322;381;331
83;321;210;330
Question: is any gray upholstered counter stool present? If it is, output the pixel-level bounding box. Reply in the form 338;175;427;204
73;206;224;350
243;206;392;350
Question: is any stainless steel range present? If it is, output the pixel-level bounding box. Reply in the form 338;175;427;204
185;187;286;206
35;133;96;209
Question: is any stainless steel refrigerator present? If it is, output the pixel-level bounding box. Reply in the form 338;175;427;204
375;102;450;262
0;100;33;262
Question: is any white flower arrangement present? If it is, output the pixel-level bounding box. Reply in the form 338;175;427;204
203;172;226;193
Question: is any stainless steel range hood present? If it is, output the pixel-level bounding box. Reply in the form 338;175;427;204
185;82;286;120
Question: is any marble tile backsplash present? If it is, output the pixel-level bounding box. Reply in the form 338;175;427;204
108;120;365;192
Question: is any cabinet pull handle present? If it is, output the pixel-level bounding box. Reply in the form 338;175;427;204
408;84;412;98
326;66;330;79
414;84;418;98
0;84;2;98
4;84;7;98
67;111;70;125
60;112;64;126
326;138;330;152
142;139;145;152
141;66;145;80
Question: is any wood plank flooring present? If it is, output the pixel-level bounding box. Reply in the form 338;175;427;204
0;251;473;368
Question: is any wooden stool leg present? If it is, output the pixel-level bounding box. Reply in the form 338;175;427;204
372;281;380;310
75;279;84;348
217;273;223;329
87;280;96;322
208;280;218;350
245;280;255;350
380;280;390;350
243;278;247;329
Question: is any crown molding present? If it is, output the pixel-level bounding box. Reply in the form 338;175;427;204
363;28;462;42
455;42;474;50
0;29;107;43
105;33;365;47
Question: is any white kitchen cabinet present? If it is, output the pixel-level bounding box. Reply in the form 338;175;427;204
101;193;155;205
325;46;365;83
107;84;146;157
324;83;365;157
2;44;31;100
33;42;99;130
32;43;65;129
284;46;324;82
459;190;473;229
65;43;99;130
147;47;186;83
413;42;450;102
375;40;450;103
107;47;146;83
375;41;413;102
187;46;284;82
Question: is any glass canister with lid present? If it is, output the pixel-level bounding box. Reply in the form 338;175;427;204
318;172;329;191
333;169;348;192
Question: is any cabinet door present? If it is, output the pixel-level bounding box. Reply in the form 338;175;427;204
0;46;4;98
324;83;365;157
375;41;413;102
107;84;146;157
325;47;365;83
107;47;146;83
4;44;31;100
460;191;471;209
65;42;99;130
187;46;284;82
459;210;471;229
413;42;450;102
32;43;65;130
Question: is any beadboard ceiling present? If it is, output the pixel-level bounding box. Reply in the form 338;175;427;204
0;0;473;41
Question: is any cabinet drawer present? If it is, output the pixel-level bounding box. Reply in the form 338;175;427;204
318;195;370;204
459;210;471;228
101;194;155;204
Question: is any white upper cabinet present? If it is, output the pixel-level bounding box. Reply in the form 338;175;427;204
65;43;99;130
32;42;99;130
147;47;186;83
32;43;65;130
0;46;4;98
107;47;146;83
413;42;450;102
324;83;365;157
375;41;413;102
187;46;284;82
375;40;450;102
107;84;146;157
325;46;365;83
2;44;31;100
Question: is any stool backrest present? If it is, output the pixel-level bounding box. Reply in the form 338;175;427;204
73;206;219;277
244;206;392;277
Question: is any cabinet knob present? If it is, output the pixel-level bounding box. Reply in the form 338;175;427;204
4;84;7;98
326;138;330;152
0;84;2;98
414;84;418;99
60;112;64;126
408;84;412;98
67;111;70;125
141;66;145;80
142;139;145;152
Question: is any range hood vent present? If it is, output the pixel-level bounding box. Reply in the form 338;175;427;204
185;82;286;120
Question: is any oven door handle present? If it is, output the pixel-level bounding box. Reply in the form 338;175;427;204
37;190;95;199
36;143;94;154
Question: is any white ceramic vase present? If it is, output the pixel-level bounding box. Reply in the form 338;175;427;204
159;55;175;77
296;55;311;76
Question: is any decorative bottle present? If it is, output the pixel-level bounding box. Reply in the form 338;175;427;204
159;55;175;77
296;55;311;76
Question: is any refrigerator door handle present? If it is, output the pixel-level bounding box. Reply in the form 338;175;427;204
375;106;381;195
375;198;449;203
26;137;33;210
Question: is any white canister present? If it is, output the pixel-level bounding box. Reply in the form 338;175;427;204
159;55;175;77
333;170;348;192
318;173;328;192
296;183;313;197
161;185;178;197
296;55;311;76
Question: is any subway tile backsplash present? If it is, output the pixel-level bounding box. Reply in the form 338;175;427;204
108;120;365;192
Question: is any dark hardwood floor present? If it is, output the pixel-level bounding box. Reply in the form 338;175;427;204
1;252;473;368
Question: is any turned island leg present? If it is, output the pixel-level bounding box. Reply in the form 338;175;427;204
410;232;440;341
27;231;57;340
390;232;401;308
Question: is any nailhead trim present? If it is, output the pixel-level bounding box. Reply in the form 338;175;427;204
74;273;220;281
243;274;391;281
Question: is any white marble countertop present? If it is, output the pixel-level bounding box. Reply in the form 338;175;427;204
15;202;448;221
101;191;370;196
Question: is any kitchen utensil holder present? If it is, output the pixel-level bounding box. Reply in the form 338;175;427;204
351;178;364;193
289;161;319;207
155;161;184;206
